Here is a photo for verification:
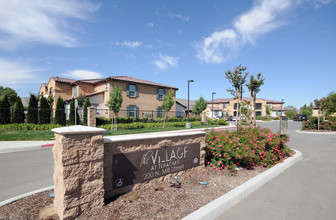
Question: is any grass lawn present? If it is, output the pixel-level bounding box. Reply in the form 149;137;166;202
0;124;221;141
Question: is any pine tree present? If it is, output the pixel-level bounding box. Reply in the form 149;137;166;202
13;97;25;123
83;97;91;126
0;95;11;124
68;98;79;125
27;94;39;124
0;99;3;124
55;96;66;125
38;96;50;124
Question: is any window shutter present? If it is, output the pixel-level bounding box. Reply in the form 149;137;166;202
156;88;159;99
126;84;130;97
136;106;139;118
135;85;139;97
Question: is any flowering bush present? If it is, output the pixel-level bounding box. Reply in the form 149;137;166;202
302;117;336;131
205;126;291;171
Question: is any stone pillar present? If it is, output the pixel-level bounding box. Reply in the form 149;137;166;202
201;111;207;124
52;126;105;220
87;107;96;127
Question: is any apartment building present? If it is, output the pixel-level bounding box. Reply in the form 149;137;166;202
39;76;178;118
205;97;284;118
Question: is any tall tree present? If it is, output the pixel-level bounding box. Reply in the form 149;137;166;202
193;97;207;115
161;89;175;128
284;105;297;120
225;65;248;126
314;99;321;130
326;91;336;115
47;94;54;122
55;96;66;125
107;87;123;131
246;73;265;126
38;96;50;124
13;97;25;123
27;94;39;124
0;95;11;124
68;98;79;125
83;97;91;126
0;86;18;106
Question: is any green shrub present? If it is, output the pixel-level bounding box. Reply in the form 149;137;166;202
0;123;62;131
38;96;50;124
27;94;38;124
55;97;66;126
205;126;291;171
13;97;25;123
83;98;91;126
0;95;11;124
302;117;336;131
207;118;229;126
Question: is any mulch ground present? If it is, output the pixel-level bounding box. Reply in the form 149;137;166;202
0;166;266;220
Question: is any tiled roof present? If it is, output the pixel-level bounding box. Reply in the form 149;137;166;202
108;76;178;90
210;106;222;111
85;91;105;97
49;76;178;90
176;98;195;109
207;97;284;104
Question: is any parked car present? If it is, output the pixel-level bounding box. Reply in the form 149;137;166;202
224;116;233;121
293;114;308;121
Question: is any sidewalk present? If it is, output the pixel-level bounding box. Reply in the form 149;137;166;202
0;125;239;154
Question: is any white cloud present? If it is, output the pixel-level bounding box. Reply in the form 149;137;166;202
113;41;143;48
0;0;100;50
64;69;103;79
153;54;179;70
0;59;41;85
313;0;332;8
195;0;296;64
146;22;154;27
169;13;190;22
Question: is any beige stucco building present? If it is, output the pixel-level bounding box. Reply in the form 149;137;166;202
40;76;178;118
205;97;284;118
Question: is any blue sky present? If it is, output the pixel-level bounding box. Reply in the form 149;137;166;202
0;0;335;108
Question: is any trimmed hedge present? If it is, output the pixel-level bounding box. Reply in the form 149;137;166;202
0;123;62;131
302;117;336;131
98;121;202;130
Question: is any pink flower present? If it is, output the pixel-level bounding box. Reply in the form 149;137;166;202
264;163;267;166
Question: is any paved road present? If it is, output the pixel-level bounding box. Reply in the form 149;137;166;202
0;148;53;202
219;121;336;220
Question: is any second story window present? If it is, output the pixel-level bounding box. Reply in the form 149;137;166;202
72;86;78;97
222;103;227;108
234;103;238;110
50;87;53;96
256;103;262;110
156;88;165;100
127;84;138;97
105;82;108;91
94;86;97;92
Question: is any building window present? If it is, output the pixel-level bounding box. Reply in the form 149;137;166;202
156;88;165;100
72;86;78;97
50;87;53;96
94;86;97;92
127;105;139;117
256;103;262;110
156;107;165;118
256;111;262;116
105;82;108;91
234;103;240;110
127;84;138;97
222;103;227;108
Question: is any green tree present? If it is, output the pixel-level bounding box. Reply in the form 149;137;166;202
314;99;322;130
161;89;175;127
284;105;297;120
107;87;123;131
38;96;50;124
326;91;336;115
0;86;18;106
246;73;265;126
13;97;25;123
68;98;79;125
47;95;54;122
299;104;312;117
0;95;11;124
55;96;66;125
225;65;249;126
193;96;207;115
83;97;91;126
266;105;271;117
27;94;39;124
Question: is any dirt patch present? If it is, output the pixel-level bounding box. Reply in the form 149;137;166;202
0;166;266;220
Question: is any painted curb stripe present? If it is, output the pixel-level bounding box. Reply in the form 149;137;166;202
41;144;54;148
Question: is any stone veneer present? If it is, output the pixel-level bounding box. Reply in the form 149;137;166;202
52;126;105;220
87;107;96;127
52;126;206;219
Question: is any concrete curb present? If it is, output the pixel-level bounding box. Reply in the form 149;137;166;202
182;149;303;220
296;129;336;134
0;186;54;207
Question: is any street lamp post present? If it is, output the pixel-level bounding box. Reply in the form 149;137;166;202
212;92;216;119
187;80;194;128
